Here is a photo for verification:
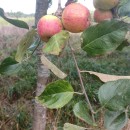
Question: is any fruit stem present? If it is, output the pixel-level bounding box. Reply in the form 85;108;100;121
58;0;62;9
55;0;63;18
68;39;96;123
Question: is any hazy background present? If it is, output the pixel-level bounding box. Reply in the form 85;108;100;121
0;0;95;14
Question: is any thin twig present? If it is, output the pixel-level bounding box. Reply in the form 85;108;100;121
68;40;96;122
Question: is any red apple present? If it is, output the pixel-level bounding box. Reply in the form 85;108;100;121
37;15;63;42
62;3;90;33
94;9;113;23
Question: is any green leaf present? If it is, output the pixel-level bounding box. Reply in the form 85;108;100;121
43;30;70;55
116;40;129;51
63;123;86;130
0;8;4;17
0;8;29;29
117;0;130;17
0;57;22;75
98;79;130;111
37;80;74;109
81;20;129;56
28;38;41;51
104;110;128;130
73;101;94;125
15;29;36;62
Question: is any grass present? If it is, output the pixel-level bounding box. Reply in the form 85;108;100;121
0;17;36;130
0;55;37;130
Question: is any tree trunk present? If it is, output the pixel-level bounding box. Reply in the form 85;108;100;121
35;0;49;26
32;0;49;130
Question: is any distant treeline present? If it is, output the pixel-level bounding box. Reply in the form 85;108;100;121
6;11;34;18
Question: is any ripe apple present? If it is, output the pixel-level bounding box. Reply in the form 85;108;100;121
93;0;119;10
37;15;63;42
62;3;90;33
94;9;113;23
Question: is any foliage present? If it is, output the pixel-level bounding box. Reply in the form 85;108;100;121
73;101;94;125
15;29;36;62
0;55;37;129
0;8;29;29
81;20;129;56
37;80;74;109
104;110;128;130
117;0;130;17
0;57;22;75
0;0;130;129
7;56;37;100
43;30;69;55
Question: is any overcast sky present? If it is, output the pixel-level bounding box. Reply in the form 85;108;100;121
0;0;95;14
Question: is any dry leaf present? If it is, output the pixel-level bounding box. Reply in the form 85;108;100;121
83;71;130;82
41;55;67;79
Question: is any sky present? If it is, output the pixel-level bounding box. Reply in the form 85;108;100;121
0;0;95;14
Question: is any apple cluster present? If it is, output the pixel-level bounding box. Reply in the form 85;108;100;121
37;3;90;42
37;1;120;42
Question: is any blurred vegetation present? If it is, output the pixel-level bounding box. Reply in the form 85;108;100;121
6;11;34;18
0;16;36;130
0;54;37;130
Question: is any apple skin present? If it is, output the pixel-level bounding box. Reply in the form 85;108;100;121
93;0;119;10
62;3;90;33
94;9;113;23
37;15;63;42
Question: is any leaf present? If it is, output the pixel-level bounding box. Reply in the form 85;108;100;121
15;29;36;62
116;40;129;51
0;8;29;29
81;20;129;56
0;57;22;75
117;0;130;17
43;30;70;55
41;54;67;79
0;8;4;17
104;110;128;130
73;101;94;125
98;79;130;111
28;38;41;51
63;123;86;130
84;71;130;82
37;80;74;109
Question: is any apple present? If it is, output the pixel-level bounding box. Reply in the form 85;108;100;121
93;0;119;10
37;15;63;42
94;9;113;23
62;3;90;33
